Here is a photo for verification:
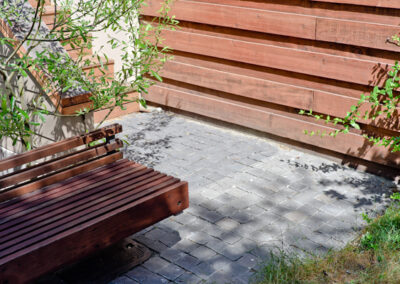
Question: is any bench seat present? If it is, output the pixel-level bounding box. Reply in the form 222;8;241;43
0;124;189;283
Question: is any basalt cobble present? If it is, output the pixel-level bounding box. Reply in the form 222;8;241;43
107;111;395;283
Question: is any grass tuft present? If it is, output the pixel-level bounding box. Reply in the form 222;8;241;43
255;203;400;284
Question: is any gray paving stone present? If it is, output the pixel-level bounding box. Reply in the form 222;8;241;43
315;192;337;204
177;225;201;239
245;167;273;181
258;192;289;207
231;210;256;224
109;275;138;284
205;236;226;252
317;222;357;243
288;180;311;192
200;188;223;200
236;253;261;269
134;225;154;236
234;157;258;167
250;242;285;260
126;267;169;284
160;247;187;262
234;222;265;238
142;256;170;272
300;214;327;231
186;216;215;232
175;272;203;284
190;245;218;261
215;193;239;204
318;202;346;217
187;231;215;245
203;224;226;239
145;228;168;241
255;198;277;211
217;239;258;261
216;205;238;216
189;262;215;279
175;253;201;271
291;190;319;205
133;235;169;253
283;210;310;223
172;212;198;225
198;208;225;223
296;242;330;257
172;239;201;254
219;231;243;245
207;254;233;271
160;231;182;247
158;262;186;281
254;210;281;226
222;263;250;279
279;199;305;212
159;218;184;232
258;147;278;158
241;205;267;217
208;271;235;284
215;218;241;231
233;271;255;284
247;228;281;245
109;111;393;283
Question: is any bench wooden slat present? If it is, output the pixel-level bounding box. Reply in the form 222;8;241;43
0;142;107;181
0;182;188;283
0;172;166;251
0;172;162;245
0;163;148;227
0;151;123;203
0;159;132;210
0;124;122;172
0;139;123;189
0;173;166;250
0;177;180;259
0;166;153;232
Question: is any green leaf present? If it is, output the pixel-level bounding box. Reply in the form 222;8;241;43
19;109;29;121
20;69;28;77
150;70;163;82
350;121;360;130
139;98;147;108
1;97;7;112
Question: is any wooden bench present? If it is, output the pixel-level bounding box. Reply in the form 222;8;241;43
0;123;189;283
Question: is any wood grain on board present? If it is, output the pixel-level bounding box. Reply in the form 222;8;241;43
141;0;400;170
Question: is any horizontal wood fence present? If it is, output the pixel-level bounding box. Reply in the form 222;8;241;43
141;0;400;171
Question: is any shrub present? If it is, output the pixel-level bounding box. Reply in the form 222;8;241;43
0;0;177;150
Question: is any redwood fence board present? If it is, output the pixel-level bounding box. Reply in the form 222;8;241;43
316;18;400;51
144;0;399;51
143;0;317;40
142;0;400;170
310;0;399;9
189;0;400;25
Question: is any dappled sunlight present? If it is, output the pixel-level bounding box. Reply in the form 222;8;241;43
119;111;396;283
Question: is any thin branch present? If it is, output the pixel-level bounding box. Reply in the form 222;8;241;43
95;107;115;129
53;0;57;31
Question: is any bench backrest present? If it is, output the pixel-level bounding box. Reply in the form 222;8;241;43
0;124;123;202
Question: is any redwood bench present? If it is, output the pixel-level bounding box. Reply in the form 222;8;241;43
0;123;189;283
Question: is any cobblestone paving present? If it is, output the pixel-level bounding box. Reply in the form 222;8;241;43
109;111;395;284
